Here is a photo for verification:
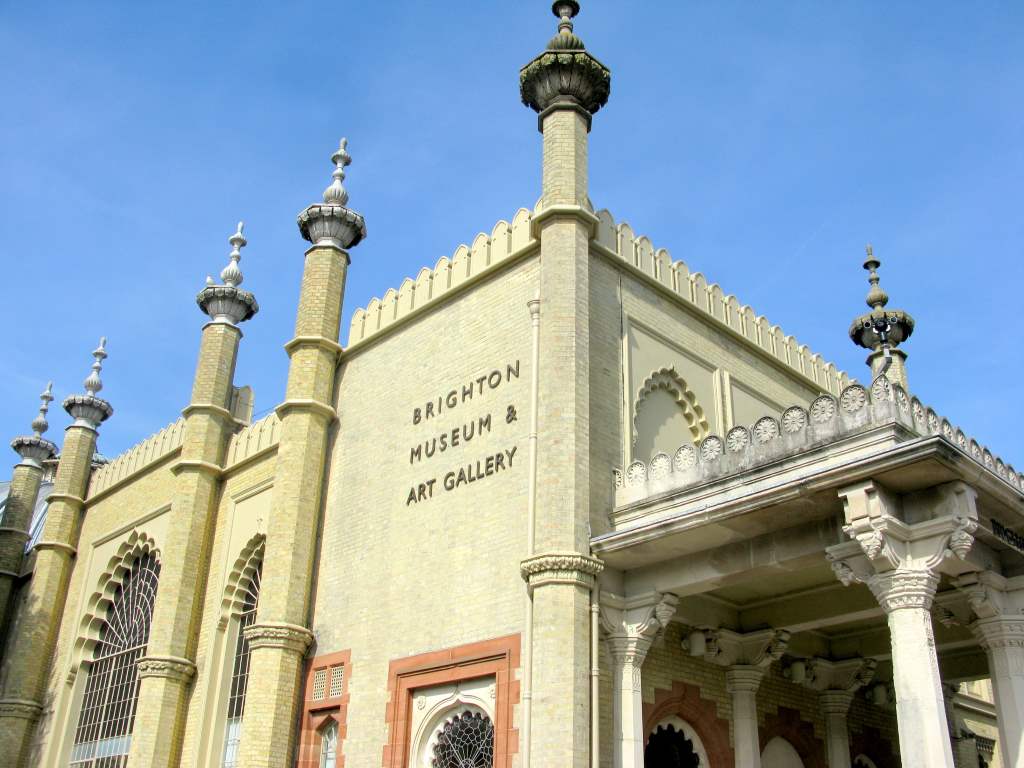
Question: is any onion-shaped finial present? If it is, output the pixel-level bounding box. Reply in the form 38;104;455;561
549;1;585;50
220;221;247;287
863;244;889;310
31;381;54;437
84;337;107;397
323;138;351;206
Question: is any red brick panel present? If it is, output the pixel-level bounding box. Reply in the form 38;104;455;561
643;679;734;768
382;634;520;768
759;706;827;768
297;649;351;768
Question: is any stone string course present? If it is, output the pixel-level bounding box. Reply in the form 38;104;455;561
616;374;1022;504
348;207;849;394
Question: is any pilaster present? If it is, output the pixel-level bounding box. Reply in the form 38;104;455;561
518;3;610;764
0;342;112;768
129;224;257;768
600;592;677;768
237;141;363;768
0;384;57;640
792;657;876;768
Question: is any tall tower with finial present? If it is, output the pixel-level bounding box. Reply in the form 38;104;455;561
849;245;915;389
237;140;364;768
518;4;608;767
0;341;113;767
0;384;59;632
129;223;259;768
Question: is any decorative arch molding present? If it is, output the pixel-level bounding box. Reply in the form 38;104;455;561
219;533;265;628
68;528;160;682
648;715;711;767
849;726;898;768
642;679;733;768
758;707;826;768
632;367;709;447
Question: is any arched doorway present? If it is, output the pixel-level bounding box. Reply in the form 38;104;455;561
645;716;709;767
761;736;806;768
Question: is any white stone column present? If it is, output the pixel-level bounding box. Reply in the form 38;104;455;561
726;666;764;768
827;480;981;768
820;690;854;768
601;592;677;768
973;617;1024;768
869;570;954;768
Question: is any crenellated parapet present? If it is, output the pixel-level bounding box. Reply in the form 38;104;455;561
347;208;537;347
88;418;186;496
615;374;1022;505
224;412;281;468
592;209;850;395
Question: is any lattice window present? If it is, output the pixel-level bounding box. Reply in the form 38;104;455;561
328;666;344;699
222;563;261;768
431;711;494;768
69;552;160;768
319;722;338;768
312;668;327;700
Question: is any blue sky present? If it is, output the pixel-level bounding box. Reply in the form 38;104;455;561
1;1;1022;465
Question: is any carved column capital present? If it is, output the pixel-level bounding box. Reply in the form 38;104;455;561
819;689;856;715
971;616;1024;651
520;552;603;591
601;591;678;671
725;665;765;694
136;654;197;683
688;626;789;669
868;569;940;613
244;621;314;655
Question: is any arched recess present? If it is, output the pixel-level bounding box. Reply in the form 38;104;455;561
759;708;826;768
642;680;733;768
206;533;265;768
68;528;161;681
632;367;709;461
849;726;898;768
762;736;805;768
646;715;710;767
853;756;879;768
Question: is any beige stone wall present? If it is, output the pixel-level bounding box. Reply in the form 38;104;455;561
312;253;539;766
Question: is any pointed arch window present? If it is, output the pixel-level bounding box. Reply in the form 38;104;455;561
69;552;160;768
319;721;338;768
222;562;261;768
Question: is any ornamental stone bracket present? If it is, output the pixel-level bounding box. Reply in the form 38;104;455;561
826;480;983;604
136;654;197;683
600;591;679;660
952;571;1024;649
787;656;878;694
683;626;790;670
243;621;315;655
520;552;604;593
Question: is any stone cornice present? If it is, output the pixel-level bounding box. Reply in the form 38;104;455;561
284;335;344;361
520;552;603;591
33;540;77;557
136;654;196;683
530;204;600;238
274;398;337;423
244;621;314;654
180;402;234;422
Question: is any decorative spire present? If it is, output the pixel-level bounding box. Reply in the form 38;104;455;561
848;244;915;388
31;382;53;437
196;222;259;324
548;1;586;50
63;338;114;429
521;0;611;125
862;244;889;310
323;139;351;206
220;222;247;287
297;138;367;250
84;337;107;397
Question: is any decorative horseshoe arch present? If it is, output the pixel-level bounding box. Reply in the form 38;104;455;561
219;533;265;628
69;528;160;681
632;367;709;449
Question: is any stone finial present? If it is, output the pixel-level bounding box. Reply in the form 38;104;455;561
196;222;259;325
520;0;611;123
323;139;351;206
32;382;54;437
221;222;247;287
84;338;107;397
11;381;58;466
297;139;367;250
63;338;114;429
848;244;915;386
